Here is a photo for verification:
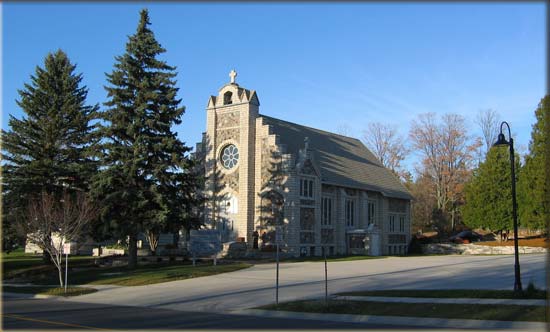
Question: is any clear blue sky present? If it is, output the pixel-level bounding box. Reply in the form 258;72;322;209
3;2;546;171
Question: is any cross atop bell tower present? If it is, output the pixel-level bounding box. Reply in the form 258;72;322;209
229;69;237;84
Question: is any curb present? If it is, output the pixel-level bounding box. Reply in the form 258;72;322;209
2;292;59;299
230;309;547;330
334;296;547;306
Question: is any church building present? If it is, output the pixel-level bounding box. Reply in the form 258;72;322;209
196;71;413;257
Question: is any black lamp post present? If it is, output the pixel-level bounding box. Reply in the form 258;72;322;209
493;121;522;292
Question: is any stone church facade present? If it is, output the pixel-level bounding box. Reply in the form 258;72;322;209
196;71;413;257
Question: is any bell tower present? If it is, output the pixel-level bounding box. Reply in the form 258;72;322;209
204;70;260;244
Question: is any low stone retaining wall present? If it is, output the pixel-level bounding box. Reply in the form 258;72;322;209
423;243;548;255
219;241;295;260
92;248;125;257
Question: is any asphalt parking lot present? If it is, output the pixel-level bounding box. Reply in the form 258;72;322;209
3;254;546;330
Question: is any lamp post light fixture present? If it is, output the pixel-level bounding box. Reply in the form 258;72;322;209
492;121;522;292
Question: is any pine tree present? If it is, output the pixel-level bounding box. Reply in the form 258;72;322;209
2;50;98;252
462;147;520;234
254;148;286;247
518;96;549;231
92;9;197;268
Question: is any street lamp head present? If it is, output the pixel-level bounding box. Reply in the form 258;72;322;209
493;132;510;147
493;121;513;148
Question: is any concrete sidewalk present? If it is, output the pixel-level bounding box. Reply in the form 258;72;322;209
335;295;546;306
232;308;547;331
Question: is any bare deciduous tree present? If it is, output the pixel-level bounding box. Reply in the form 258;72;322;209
335;123;355;138
475;109;501;153
146;230;160;255
19;191;98;287
409;113;479;231
361;122;409;181
406;171;437;233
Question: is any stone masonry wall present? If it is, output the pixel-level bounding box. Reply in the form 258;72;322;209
423;243;548;255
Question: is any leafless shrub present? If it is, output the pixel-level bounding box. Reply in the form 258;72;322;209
18;191;98;287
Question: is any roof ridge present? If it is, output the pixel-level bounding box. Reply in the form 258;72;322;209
258;114;412;200
260;114;361;142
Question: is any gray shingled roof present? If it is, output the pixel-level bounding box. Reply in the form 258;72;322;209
261;115;413;200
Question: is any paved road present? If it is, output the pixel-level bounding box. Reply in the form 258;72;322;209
4;297;410;330
3;254;546;330
64;254;546;313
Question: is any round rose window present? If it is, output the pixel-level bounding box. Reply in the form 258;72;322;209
221;144;239;169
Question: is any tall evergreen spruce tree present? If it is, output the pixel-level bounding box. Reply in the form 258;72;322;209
518;96;549;231
93;9;197;267
2;50;98;252
462;147;520;234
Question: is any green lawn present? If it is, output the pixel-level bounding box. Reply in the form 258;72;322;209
3;249;252;286
283;255;386;263
337;289;547;300
67;262;252;286
3;286;97;297
2;251;46;279
261;300;545;322
236;255;386;264
2;249;96;280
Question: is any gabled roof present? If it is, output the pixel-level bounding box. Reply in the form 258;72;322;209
261;115;413;200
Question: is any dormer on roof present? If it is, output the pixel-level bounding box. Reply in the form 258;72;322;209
296;136;321;177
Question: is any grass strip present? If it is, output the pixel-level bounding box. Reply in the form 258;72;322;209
282;255;386;263
3;249;97;280
337;289;546;300
58;262;253;286
4;249;252;286
3;286;97;297
261;300;545;322
234;255;387;264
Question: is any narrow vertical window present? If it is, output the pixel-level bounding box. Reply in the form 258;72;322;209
389;215;396;232
328;198;332;224
368;201;376;225
346;200;355;226
300;179;314;198
322;198;326;225
352;201;355;225
322;197;332;225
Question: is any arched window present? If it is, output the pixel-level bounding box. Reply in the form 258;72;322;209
223;91;233;105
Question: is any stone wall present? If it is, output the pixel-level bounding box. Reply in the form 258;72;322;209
423;243;548;255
